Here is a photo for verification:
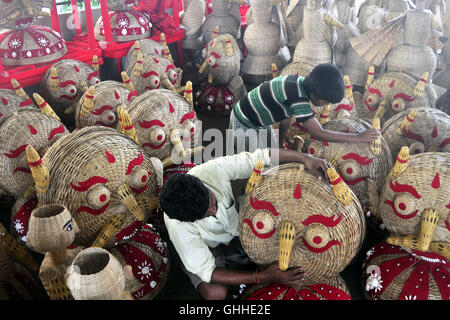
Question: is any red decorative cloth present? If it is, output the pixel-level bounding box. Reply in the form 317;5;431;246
137;0;179;36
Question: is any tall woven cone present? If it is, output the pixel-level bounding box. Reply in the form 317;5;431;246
272;63;279;79
33;93;61;121
117;184;145;221
390;146;409;178
163;43;174;63
169;128;185;157
417;208;440;252
132;41;141;59
160;33;167;47
343;75;355;105
184;81;194;108
319;105;330;125
92;55;99;72
413;72;429;98
386;234;419;249
374;100;387;119
50;67;59;92
0;224;39;271
429;242;450;260
117;106;139;145
365;66;375;89
279;221;295;271
26;145;49;194
133;51;144;79
11;78;30;100
370;117;382;155
80;86;95;118
245;159;265;195
211;26;220;39
396;109;418;135
161;74;176;92
327;167;353;206
324;13;345;29
121;71;136;92
161;146;205;168
91;212;126;248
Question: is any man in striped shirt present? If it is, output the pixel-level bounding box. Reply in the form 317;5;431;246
229;63;380;149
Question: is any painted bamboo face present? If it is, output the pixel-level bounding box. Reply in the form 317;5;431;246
305;118;392;212
75;81;138;129
40;59;100;126
381;108;450;160
357;71;437;123
122;89;201;162
0;108;68;197
238;164;366;285
379;152;450;254
32;126;161;247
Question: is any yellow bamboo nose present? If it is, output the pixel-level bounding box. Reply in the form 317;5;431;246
81;86;95;117
417;208;440;252
413;72;428;98
117;106;139;145
396;109;418;135
279;221;296;271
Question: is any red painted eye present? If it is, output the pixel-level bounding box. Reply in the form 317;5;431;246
391;98;405;113
307;142;323;157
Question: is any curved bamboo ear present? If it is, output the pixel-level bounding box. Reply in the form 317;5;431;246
211;26;220;38
160;33;167;47
224;36;234;57
117;106;139;145
133;51;144;79
413;72;429;98
132;41;141;59
318;104;330;125
33;93;61;122
163;43;174;63
11;78;30;100
184;81;194;109
327;167;353;206
390;146;409;178
272;63;279;79
121;71;136;92
245;158;265;195
26;145;49;194
50;67;59;92
324;13;345;29
81;86;95;118
92;55;99;72
365;66;375;89
396;109;418;135
343;75;355;105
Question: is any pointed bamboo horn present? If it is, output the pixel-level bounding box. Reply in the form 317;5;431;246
33;93;61;121
343;75;355;105
417;208;440;252
396;109;418;135
207;72;214;84
81;87;95;118
390;146;409;178
169;128;185;158
91;212;126;248
370;117;382;155
324;13;345;29
160;33;167;46
224;37;234;57
50;67;59;92
365;66;375;89
92;55;99;72
318;104;330;125
413;72;429;98
211;26;220;39
374;99;387;119
132;51;144;79
429;242;450;260
117;106;139;145
161;74;177;92
163;43;174;63
132;41;141;59
245;158;265;194
121;71;136;92
117;183;145;221
184;81;194;108
279;221;295;271
198;56;209;74
327;167;353;206
26;145;49;194
272;63;279;79
11;78;30;100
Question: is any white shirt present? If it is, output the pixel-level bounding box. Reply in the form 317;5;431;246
163;148;272;283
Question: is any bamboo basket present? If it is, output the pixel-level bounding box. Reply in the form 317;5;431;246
381;108;450;160
386;44;437;79
0;108;69;197
238;163;366;286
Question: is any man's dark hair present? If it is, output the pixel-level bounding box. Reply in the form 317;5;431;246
303;63;345;103
159;173;210;222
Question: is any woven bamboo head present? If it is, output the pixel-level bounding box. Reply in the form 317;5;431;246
40;59;101;127
123;39;164;72
238;163;366;285
381;108;450;160
35;126;161;247
0;88;35;119
0;108;68;197
357;71;437;123
66;247;126;300
26;204;78;253
305;118;393;211
379;152;449;256
122;89;201;162
199;34;240;86
74;81;137;129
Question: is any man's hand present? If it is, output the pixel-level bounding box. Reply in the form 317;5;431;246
303;154;331;182
260;263;305;287
357;129;380;143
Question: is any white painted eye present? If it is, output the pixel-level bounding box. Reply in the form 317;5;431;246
148;75;160;89
62;84;77;97
251;211;275;234
99;109;116;125
168;69;178;82
181;120;196;138
207;55;216;66
86;185;110;209
366;94;379;108
149;127;166;144
129;167;149;190
90;77;100;86
393;194;417;218
391;98;405;113
409;141;425;155
340;160;361;180
304;225;330;250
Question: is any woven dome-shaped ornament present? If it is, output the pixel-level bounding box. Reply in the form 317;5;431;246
94;9;152;43
27;126;161;249
363;241;449;300
239;275;352;300
123;39;164;73
304;118;392;226
357;70;437;124
381;108;450;160
0;108;69;198
238;163;366;285
39;58;101;129
74;78;138;129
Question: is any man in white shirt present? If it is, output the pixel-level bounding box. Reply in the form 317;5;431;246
160;147;330;300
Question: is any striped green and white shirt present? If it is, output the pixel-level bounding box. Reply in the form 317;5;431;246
233;75;314;128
